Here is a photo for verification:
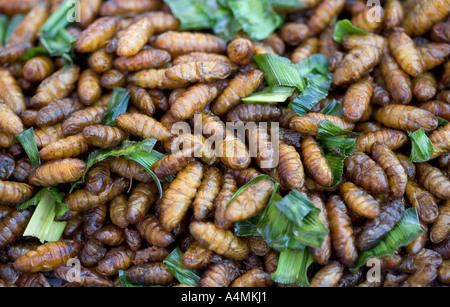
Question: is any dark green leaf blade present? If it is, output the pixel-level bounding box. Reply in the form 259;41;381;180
15;128;40;168
103;87;130;126
334;19;369;43
408;129;434;162
227;0;284;41
271;248;314;287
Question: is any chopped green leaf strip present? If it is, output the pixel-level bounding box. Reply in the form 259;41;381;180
165;0;213;30
22;47;50;61
15;128;40;168
227;0;284;41
270;0;306;9
40;0;74;38
254;53;306;89
437;117;449;126
22;189;67;243
271;248;314;287
317;119;360;138
235;189;327;250
351;208;424;272
0;15;8;46
17;187;69;219
70;139;158;192
243;86;296;103
334;19;369;43
103;87;130;126
4;14;24;44
408;129;434;163
288;73;332;116
316;120;359;186
127;153;163;198
40;28;76;57
319;99;344;118
209;6;242;41
163;248;202;286
118;271;143;287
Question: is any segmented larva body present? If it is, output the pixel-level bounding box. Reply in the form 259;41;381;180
13;240;82;273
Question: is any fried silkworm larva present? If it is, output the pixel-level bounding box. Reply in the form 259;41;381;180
373;105;438;132
355;129;408;154
115;113;172;142
214;172;238;230
76;17;118;53
343;75;373;123
165;60;231;83
388;28;424;77
28;159;86;187
22;56;55;83
65;177;129;212
200;259;241;287
39;134;90;161
210;70;265;116
403;0;450;36
405;180;439;224
54;265;113;287
0;102;24;136
230;268;274;287
153;31;226;57
277;141;305;190
94;225;125;246
332;45;383;86
190;221;249;261
0;210;32;249
158;161;204;231
182;241;213;270
301;136;334;187
13;240;82;273
82;125;129;149
307;0;345;36
225;178;275;223
327;195;358;267
340;182;381;219
379;53;413;105
30;65;81;108
193;167;222;221
95;246;134;276
371;142;408;198
309;261;344;288
290;113;355;136
416;162;450;200
136;214;174;247
126;263;174;286
34;124;64;149
309;192;331;266
79;238;107;267
36;98;84;128
78;69;102;106
430;201;450;244
109;195;129;229
170;83;219;121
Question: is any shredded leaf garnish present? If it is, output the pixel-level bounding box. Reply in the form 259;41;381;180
15;128;41;168
408;129;434;162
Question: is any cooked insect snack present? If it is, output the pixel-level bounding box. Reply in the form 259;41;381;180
0;0;449;289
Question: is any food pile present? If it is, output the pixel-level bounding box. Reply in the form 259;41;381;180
0;0;448;288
